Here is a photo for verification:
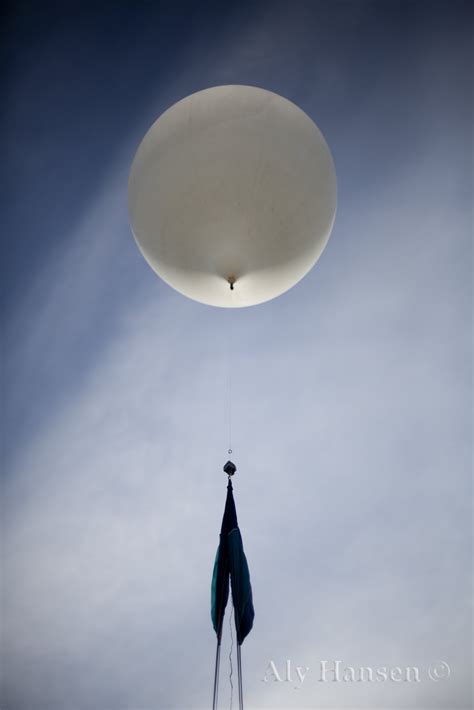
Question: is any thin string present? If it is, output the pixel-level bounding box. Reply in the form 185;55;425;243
212;642;221;710
228;607;234;710
237;643;243;710
227;294;234;456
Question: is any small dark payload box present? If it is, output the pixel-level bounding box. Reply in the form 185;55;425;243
223;460;237;476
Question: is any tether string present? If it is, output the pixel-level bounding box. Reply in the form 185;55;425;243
227;295;234;456
228;607;234;710
237;643;243;710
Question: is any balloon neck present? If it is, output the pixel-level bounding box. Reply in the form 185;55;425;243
227;276;236;291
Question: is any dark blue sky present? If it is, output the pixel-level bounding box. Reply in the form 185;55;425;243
4;0;471;309
2;2;472;709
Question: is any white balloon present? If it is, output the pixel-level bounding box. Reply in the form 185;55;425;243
128;85;336;307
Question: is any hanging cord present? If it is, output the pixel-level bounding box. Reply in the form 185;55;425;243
228;607;234;710
212;642;221;710
237;643;243;710
227;295;234;457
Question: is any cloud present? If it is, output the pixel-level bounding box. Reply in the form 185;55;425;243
2;2;471;709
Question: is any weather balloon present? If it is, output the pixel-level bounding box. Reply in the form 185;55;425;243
128;84;336;307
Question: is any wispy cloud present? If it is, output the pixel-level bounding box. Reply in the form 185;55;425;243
2;2;471;709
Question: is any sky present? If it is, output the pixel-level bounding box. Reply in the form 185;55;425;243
1;1;472;709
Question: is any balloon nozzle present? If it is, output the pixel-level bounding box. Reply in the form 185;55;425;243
227;276;236;291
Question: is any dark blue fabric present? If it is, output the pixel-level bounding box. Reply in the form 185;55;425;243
211;480;254;644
